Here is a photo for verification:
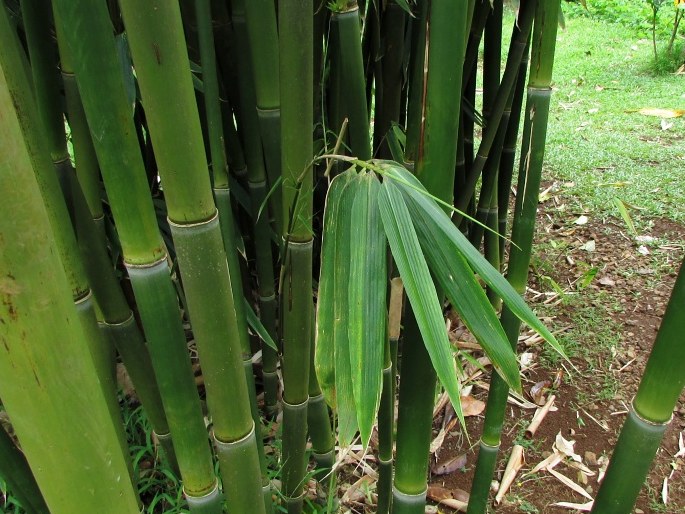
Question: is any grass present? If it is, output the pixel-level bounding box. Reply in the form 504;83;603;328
544;12;685;224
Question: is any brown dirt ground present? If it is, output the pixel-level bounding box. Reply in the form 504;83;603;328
423;191;685;514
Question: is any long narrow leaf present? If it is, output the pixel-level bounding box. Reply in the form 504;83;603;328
244;299;278;351
381;162;567;360
348;172;387;447
316;169;359;446
315;169;355;407
377;179;465;430
409;202;522;392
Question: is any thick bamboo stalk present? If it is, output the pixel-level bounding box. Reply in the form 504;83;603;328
279;3;314;509
372;1;407;159
117;3;266;512
308;307;335;476
195;4;272;507
403;0;429;167
392;2;467;513
50;1;220;507
591;259;685;513
0;38;140;513
9;3;137;484
331;3;372;161
244;0;283;234
227;0;281;418
467;1;558;512
31;7;172;470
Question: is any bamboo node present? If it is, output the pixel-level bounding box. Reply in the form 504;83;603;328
167;208;219;229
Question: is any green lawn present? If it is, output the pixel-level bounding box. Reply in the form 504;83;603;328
544;11;685;223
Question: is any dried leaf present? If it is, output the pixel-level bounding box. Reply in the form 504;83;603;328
341;475;374;505
597;455;610;483
437;498;468;511
551;500;594;511
461;395;486;417
431;453;467;475
430;428;447;455
547;467;594;500
580;240;595;252
530;380;551;405
636;107;685;118
426;485;469;505
635;235;656;244
554;432;582;462
598;276;615;287
574;215;588;225
427;485;454;502
520;352;535;367
527;452;563;475
661;119;674;131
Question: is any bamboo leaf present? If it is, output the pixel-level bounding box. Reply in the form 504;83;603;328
613;197;637;236
381;162;567;360
244;299;277;351
409;203;522;393
316;169;359;445
348;172;387;447
377;179;465;430
316;170;354;407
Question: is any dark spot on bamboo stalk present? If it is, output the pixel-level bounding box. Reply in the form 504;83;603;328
32;369;41;387
1;295;18;321
1;337;9;353
153;43;162;65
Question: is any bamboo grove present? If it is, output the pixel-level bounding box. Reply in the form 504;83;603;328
0;1;682;513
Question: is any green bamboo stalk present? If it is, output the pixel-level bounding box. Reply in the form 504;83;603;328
42;3;176;472
372;1;407;159
117;3;267;512
326;17;346;173
454;0;488;213
228;0;281;419
0;420;49;514
591;259;685;513
498;38;531;265
9;4;136;485
392;2;467;513
195;4;272;508
331;2;372;161
403;0;429;168
308;305;336;476
467;2;558;512
208;17;246;185
468;0;503;248
60;45;106;238
377;278;404;514
454;0;538;222
0;39;140;514
244;0;283;234
279;2;314;511
50;1;220;508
